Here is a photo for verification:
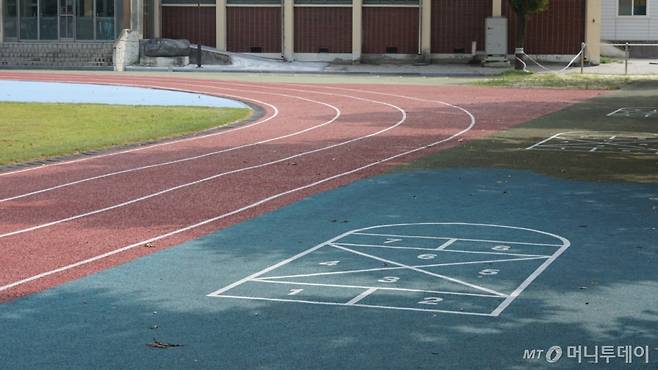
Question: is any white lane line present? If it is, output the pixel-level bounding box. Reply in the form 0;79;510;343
1;90;476;293
329;243;508;298
436;238;457;250
250;279;503;297
0;81;279;178
606;108;625;117
256;256;549;280
211;295;495;316
330;242;549;257
0;89;339;203
345;287;378;305
490;238;571;316
349;233;562;247
0;90;404;239
525;132;568;150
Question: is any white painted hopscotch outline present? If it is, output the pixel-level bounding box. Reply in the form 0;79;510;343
607;107;658;118
526;131;658;155
208;223;571;317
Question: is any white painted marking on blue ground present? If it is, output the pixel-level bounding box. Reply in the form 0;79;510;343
0;80;248;108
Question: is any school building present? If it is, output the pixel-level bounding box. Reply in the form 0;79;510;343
0;0;601;67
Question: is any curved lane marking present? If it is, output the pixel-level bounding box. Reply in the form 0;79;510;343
0;79;279;178
0;86;341;202
0;86;405;239
0;85;476;293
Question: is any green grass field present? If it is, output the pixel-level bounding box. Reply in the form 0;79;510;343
474;71;658;90
0;102;251;166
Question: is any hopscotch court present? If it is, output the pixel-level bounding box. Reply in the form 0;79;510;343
526;132;658;155
209;223;570;317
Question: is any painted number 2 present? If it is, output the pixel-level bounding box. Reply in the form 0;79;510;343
418;297;443;305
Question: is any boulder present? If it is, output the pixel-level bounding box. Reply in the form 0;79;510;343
143;38;191;58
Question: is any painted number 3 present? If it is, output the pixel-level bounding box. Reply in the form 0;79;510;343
378;276;400;283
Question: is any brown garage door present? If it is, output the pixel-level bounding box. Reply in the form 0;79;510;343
294;7;352;53
227;7;281;53
162;6;217;47
363;7;419;54
431;0;491;54
503;0;586;54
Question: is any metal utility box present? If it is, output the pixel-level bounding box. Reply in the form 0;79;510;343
485;17;508;56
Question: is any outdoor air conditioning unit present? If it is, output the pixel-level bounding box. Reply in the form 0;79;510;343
484;17;509;66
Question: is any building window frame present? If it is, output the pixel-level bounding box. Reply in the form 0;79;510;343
617;0;649;17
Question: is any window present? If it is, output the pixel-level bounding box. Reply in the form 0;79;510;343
619;0;648;16
76;0;94;40
95;0;115;40
3;0;18;39
40;0;58;40
19;0;38;39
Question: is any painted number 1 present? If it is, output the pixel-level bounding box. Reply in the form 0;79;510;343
288;289;304;295
479;269;499;276
418;297;443;305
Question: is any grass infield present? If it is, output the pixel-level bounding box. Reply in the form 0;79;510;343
474;71;658;90
0;102;251;166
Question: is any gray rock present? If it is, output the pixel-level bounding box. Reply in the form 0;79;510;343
143;39;191;57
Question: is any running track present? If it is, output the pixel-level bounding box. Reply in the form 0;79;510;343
0;72;600;302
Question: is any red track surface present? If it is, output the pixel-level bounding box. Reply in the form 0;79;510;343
0;72;600;302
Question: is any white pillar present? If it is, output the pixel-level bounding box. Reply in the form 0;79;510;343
216;0;226;50
420;0;431;60
153;0;161;37
282;0;294;60
585;0;601;65
0;0;5;41
492;0;501;16
352;0;362;63
130;0;144;37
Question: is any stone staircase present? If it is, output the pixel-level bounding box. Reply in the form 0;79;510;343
0;42;114;68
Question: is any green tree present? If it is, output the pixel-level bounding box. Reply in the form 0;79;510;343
509;0;549;69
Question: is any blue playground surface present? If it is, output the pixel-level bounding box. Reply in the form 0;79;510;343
1;167;657;369
0;80;248;108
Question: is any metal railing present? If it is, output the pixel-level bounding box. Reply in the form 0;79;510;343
610;43;658;75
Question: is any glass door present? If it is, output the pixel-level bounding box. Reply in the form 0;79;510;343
59;0;74;39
